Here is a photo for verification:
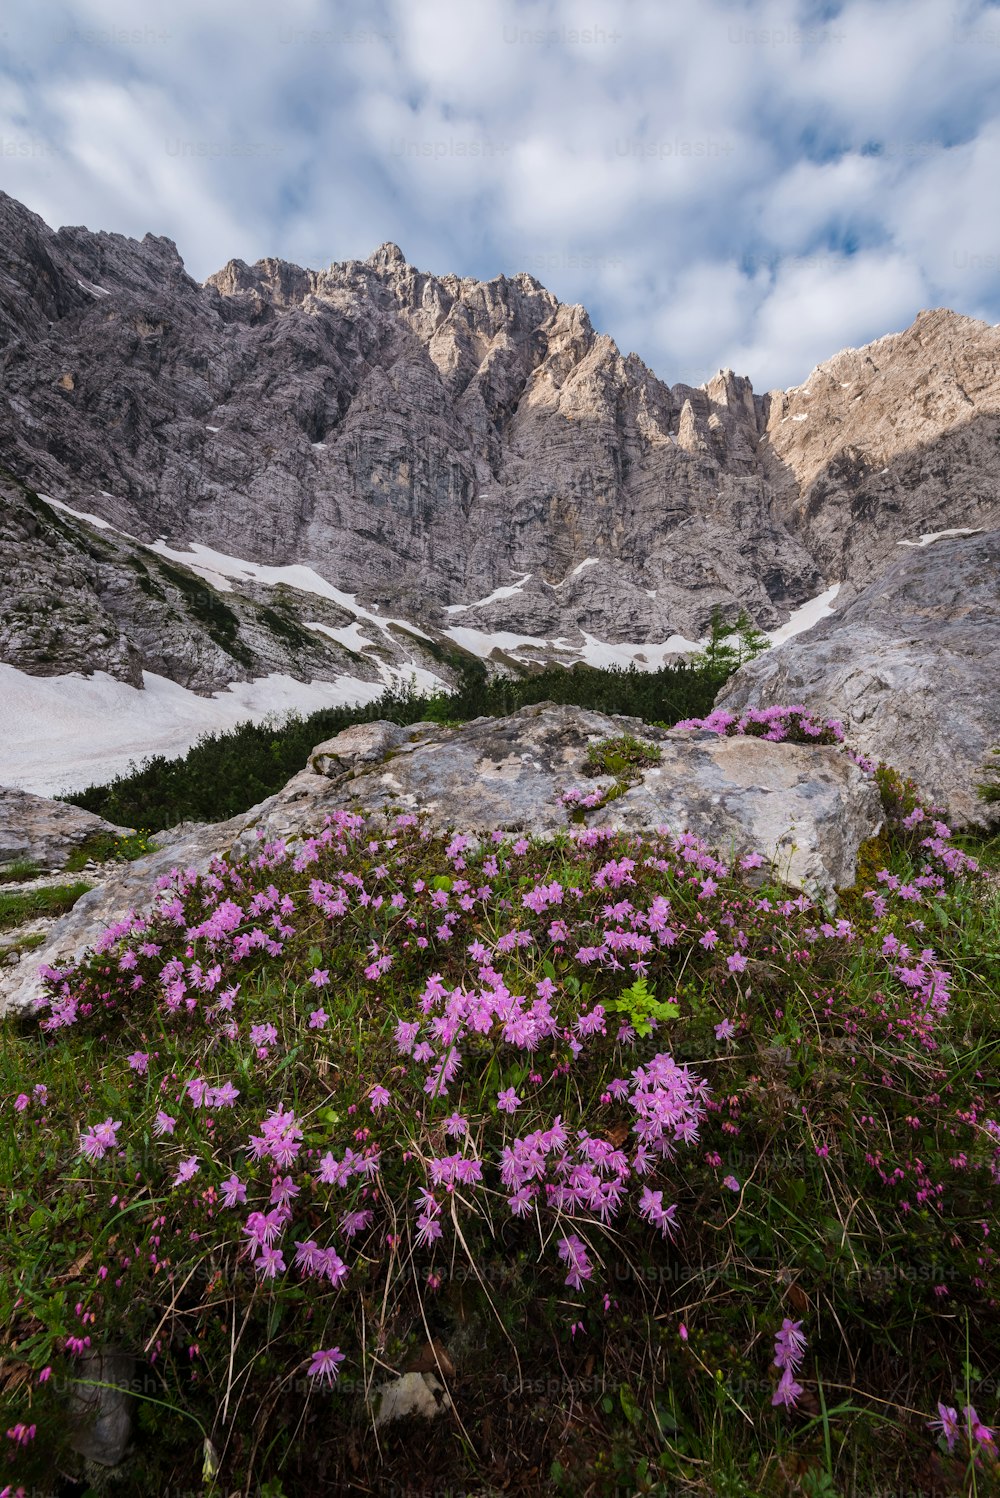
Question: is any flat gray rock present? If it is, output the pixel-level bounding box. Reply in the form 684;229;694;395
2;704;882;1014
0;786;130;871
716;531;1000;828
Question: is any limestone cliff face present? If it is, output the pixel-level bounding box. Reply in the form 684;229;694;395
762;310;1000;585
1;189;998;691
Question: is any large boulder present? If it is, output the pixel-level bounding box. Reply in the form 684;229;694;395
0;786;131;871
1;704;882;1015
307;705;881;902
716;530;1000;828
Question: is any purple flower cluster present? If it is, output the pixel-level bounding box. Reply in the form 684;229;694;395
771;1317;807;1408
677;704;845;744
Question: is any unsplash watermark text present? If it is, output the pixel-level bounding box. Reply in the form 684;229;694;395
503;22;622;45
616;137;735;159
389;138;509;159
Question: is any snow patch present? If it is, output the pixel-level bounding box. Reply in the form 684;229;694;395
576;632;701;671
548;557;601;589
443;625;551;658
312;442;328;450
76;278;110;298
143;540;433;640
148;540;236;592
768;584;840;647
897;527;984;548
205;425;220;432
305;620;374;653
444;625;700;670
445;574;532;614
305;621;447;696
791;413;809;422
38;495;123;535
0;664;394;798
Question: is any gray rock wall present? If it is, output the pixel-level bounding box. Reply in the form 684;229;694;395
717;531;1000;827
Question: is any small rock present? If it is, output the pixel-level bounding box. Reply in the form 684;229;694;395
374;1371;453;1427
67;1346;135;1466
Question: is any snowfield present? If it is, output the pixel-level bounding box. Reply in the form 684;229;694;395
0;665;394;797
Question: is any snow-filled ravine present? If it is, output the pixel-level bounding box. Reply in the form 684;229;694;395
3;495;845;795
0;665;404;797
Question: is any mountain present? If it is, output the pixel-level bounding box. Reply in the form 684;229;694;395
1;189;998;709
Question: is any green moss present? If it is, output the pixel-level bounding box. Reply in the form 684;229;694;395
126;555;167;601
255;603;319;652
583;733;662;780
63;829;156;871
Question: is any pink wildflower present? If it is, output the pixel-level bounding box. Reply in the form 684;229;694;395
80;1118;121;1161
928;1402;959;1453
557;1233;593;1290
173;1156;200;1187
963;1405;995;1451
307;1346;345;1384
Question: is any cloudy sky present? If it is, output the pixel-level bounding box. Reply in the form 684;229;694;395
2;0;999;389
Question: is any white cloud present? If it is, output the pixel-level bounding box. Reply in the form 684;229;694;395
2;0;999;390
716;250;930;389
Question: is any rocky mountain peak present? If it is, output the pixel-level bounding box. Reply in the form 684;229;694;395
0;192;998;711
365;241;408;271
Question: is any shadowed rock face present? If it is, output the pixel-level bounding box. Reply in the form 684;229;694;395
716;531;1000;828
2;704;883;1014
2;189;999;692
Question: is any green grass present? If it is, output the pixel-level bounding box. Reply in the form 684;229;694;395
0;930;47;963
62;829;157;872
582;731;663;780
0;858;42;883
955;826;1000;873
0;880;92;932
